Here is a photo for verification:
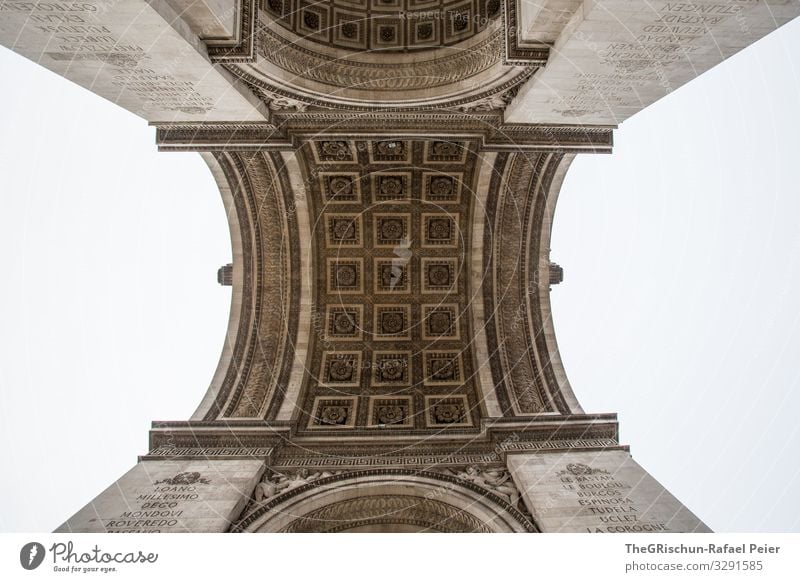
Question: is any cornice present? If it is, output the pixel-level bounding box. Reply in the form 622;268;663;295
503;0;551;65
207;0;259;62
153;119;614;153
146;413;622;461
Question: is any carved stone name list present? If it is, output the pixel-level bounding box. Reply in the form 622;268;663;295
0;0;264;121
55;460;265;533
508;0;800;124
506;450;711;533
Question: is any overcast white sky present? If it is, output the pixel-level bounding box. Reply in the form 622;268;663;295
1;16;799;533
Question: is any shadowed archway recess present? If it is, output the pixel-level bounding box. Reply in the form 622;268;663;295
232;470;538;533
180;144;591;427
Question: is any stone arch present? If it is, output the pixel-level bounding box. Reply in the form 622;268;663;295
189;151;302;421
232;16;538;111
483;151;584;415
232;469;538;533
190;153;247;420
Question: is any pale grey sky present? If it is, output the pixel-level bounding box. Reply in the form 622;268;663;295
0;43;231;531
1;17;799;532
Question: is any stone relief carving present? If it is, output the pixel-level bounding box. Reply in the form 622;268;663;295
261;0;500;53
440;465;522;509
154;116;613;152
457;86;519;112
233;468;540;532
295;139;481;433
253;469;344;503
206;0;258;63
255;26;505;92
558;463;612;477
153;472;211;486
273;452;502;468
251;85;308;112
484;152;576;415
279;495;495;533
213;152;300;420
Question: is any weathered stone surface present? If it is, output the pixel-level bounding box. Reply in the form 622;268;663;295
508;450;711;533
55;459;265;532
0;0;265;121
508;0;800;124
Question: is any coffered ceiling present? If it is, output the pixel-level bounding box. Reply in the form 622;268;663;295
297;138;483;433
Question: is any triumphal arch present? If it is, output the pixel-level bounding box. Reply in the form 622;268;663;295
2;0;797;533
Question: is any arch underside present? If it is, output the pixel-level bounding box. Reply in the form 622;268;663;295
177;10;605;529
233;470;538;533
222;2;543;112
191;143;583;427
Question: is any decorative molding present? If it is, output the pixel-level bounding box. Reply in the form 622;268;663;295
214;5;544;112
148;413;618;443
207;0;259;63
190;152;301;421
484;153;546;414
141;446;273;460
483;152;578;414
259;0;502;53
140;435;624;462
231;468;539;532
290;138;483;433
154;119;614;153
246;83;308;112
308;396;359;429
425;394;472;427
223;153;296;418
273;452;503;468
498;437;622;453
503;0;550;65
436;465;531;518
154;123;287;151
230;63;537;113
255;25;506;92
148;426;289;450
367;396;414;428
279;495;497;533
153;472;211;485
456;80;522;112
200;153;259;420
252;469;345;504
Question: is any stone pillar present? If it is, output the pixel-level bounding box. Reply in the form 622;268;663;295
55;458;265;532
507;449;711;533
0;0;265;122
507;0;800;125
